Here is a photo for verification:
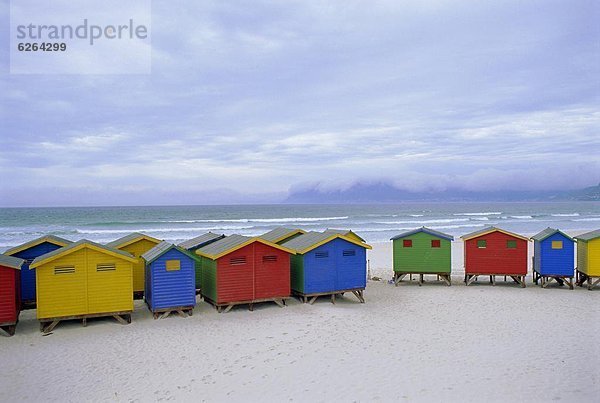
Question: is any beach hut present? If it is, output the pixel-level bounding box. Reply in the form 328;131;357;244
142;242;199;319
0;255;24;336
281;231;372;304
195;235;294;312
4;235;72;307
531;228;575;289
390;227;454;286
260;227;306;244
461;226;528;287
178;232;226;291
574;229;600;290
30;240;137;333
107;232;161;297
324;228;366;243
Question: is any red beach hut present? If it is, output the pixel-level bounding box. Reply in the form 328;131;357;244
0;255;25;336
461;226;528;287
195;234;294;312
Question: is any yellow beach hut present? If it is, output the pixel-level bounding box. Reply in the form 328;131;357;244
574;229;600;290
106;232;161;297
30;239;137;333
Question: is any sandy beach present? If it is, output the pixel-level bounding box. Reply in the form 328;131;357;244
1;242;598;402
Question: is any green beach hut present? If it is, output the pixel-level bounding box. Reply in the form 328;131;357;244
391;227;454;286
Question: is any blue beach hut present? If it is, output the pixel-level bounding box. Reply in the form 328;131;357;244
281;231;371;304
4;235;73;307
142;241;199;319
531;228;575;289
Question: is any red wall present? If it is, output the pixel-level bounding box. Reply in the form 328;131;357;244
464;231;528;275
216;242;290;304
0;266;19;323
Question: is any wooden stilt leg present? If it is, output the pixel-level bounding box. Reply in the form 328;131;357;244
331;294;335;304
113;314;129;325
43;320;59;333
309;296;318;305
223;304;234;313
273;299;284;308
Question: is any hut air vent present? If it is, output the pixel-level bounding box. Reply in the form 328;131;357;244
343;250;356;256
97;263;116;272
263;255;278;262
315;251;329;259
230;256;247;265
54;266;75;275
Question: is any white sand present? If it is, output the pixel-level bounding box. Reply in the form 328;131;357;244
1;243;599;402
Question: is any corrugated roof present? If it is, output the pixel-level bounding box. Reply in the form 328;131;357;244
178;232;226;250
196;234;296;259
106;232;161;248
196;234;253;258
0;254;25;269
4;235;73;256
574;229;600;241
259;227;306;243
390;227;454;241
281;231;371;254
461;226;528;241
142;241;199;264
531;227;573;242
324;229;366;242
31;239;136;268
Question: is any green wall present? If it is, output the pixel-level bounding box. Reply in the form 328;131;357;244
290;254;304;293
200;256;217;301
392;232;451;273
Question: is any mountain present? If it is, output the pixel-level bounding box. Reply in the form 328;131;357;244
284;182;600;204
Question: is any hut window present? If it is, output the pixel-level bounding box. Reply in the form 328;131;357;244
403;240;413;248
343;250;356;256
230;256;247;265
431;240;441;248
97;263;116;272
54;266;75;275
551;241;563;249
477;240;487;248
315;251;329;259
506;240;517;249
166;260;181;271
263;255;278;263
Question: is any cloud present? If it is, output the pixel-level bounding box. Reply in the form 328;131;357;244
1;0;599;206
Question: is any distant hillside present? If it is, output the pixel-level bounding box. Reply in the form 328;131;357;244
285;183;600;204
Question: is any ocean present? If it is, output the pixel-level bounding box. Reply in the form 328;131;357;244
1;202;599;251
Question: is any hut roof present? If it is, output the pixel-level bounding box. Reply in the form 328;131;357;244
30;239;137;269
390;227;454;241
196;234;295;260
323;229;366;242
178;232;226;250
281;231;372;254
0;254;25;270
574;229;600;241
106;232;161;249
4;235;73;256
460;226;529;241
259;227;306;243
531;227;573;242
142;241;200;264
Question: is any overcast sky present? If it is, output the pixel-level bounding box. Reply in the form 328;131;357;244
1;0;599;206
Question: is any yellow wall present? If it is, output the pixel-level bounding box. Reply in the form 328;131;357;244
118;239;159;293
35;247;133;320
586;238;600;276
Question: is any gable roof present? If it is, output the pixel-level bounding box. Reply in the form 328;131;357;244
0;254;25;270
142;241;200;264
323;229;366;243
178;232;226;250
106;232;161;249
281;231;372;254
259;227;306;243
574;229;600;242
390;227;454;241
461;226;529;241
531;227;574;242
30;239;137;269
196;234;296;260
4;235;73;256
